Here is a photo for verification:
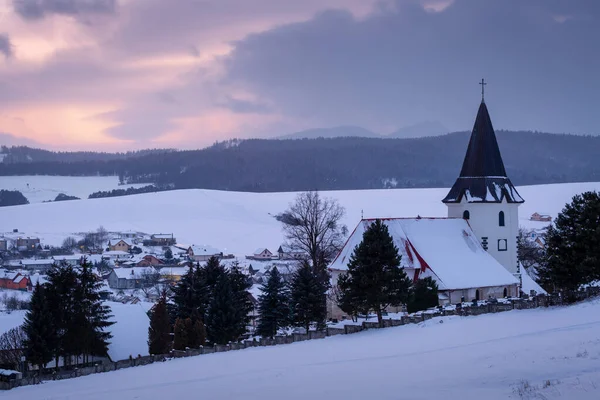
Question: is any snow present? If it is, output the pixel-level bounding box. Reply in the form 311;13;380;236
4;299;600;399
106;302;150;361
111;267;155;279
0;180;599;256
330;218;518;290
0;175;147;204
521;267;547;295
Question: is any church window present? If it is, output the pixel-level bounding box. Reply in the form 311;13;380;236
498;239;507;251
475;289;480;301
503;288;508;298
499;211;505;226
463;210;470;220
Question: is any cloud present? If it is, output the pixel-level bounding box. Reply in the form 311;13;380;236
12;0;117;21
223;0;600;135
0;34;14;59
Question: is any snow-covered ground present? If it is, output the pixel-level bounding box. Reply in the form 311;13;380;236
0;180;598;256
0;175;146;204
5;299;600;400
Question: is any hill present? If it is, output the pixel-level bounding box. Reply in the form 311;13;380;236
1;131;599;192
1;181;598;256
388;120;449;138
4;297;600;399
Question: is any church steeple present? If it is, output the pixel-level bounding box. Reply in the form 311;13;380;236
443;98;523;204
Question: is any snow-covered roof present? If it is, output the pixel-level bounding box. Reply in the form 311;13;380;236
189;245;221;256
19;259;54;266
110;238;134;247
104;251;130;256
13;275;26;283
253;248;271;255
111;266;156;279
521;267;547;295
52;255;83;262
152;234;173;239
1;271;19;280
330;218;519;291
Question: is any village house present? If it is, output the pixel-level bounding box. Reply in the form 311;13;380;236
16;237;40;251
52;255;83;266
188;245;223;262
108;238;133;252
530;212;552;222
277;245;305;260
136;254;164;267
107;266;157;289
158;266;189;282
144;233;176;247
17;259;55;272
328;96;523;319
0;238;7;252
0;271;30;291
247;248;275;261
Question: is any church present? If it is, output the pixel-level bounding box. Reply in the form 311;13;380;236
329;90;524;314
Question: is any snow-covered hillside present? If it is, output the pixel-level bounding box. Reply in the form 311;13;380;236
0;175;146;204
0;181;599;256
5;299;600;400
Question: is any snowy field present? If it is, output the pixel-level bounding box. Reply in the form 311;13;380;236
0;175;146;204
4;299;600;400
0;181;599;256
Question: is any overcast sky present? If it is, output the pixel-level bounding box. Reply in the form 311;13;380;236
0;0;598;150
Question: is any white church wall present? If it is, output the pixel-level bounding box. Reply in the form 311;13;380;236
447;199;520;275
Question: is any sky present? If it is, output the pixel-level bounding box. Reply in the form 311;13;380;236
0;0;598;151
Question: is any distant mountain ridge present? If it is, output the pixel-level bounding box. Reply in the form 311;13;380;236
1;130;599;193
278;126;379;139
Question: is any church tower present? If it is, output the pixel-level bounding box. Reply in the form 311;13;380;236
442;85;524;277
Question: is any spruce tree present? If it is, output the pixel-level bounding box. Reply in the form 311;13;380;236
172;264;209;321
290;261;327;333
80;261;114;360
257;267;290;338
206;273;239;344
173;318;188;350
148;292;172;355
407;277;439;313
229;262;253;339
538;191;600;298
337;219;412;326
22;283;55;372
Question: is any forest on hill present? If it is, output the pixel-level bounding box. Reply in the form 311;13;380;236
1;131;599;192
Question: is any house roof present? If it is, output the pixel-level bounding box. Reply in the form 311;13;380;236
253;248;271;255
443;101;524;204
111;266;156;279
111;238;133;247
329;218;519;291
152;234;173;239
189;245;221;256
159;266;190;277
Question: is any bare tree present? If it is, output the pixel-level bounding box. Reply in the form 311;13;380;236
62;236;78;250
518;228;546;277
139;269;163;299
276;191;347;270
0;326;26;370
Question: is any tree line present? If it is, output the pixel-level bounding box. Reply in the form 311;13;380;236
2;131;600;192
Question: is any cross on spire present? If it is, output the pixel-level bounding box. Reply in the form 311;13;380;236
479;78;487;102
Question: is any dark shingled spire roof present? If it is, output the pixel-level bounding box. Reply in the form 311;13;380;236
459;101;507;178
443;101;524;204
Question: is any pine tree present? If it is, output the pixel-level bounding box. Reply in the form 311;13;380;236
228;262;253;339
206;273;239;344
337;219;412;326
172;264;209;321
290;261;328;333
22;283;55;372
45;263;79;368
148;292;172;355
80;261;114;361
173;318;188;350
407;277;439;313
538;191;600;299
257;267;290;338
